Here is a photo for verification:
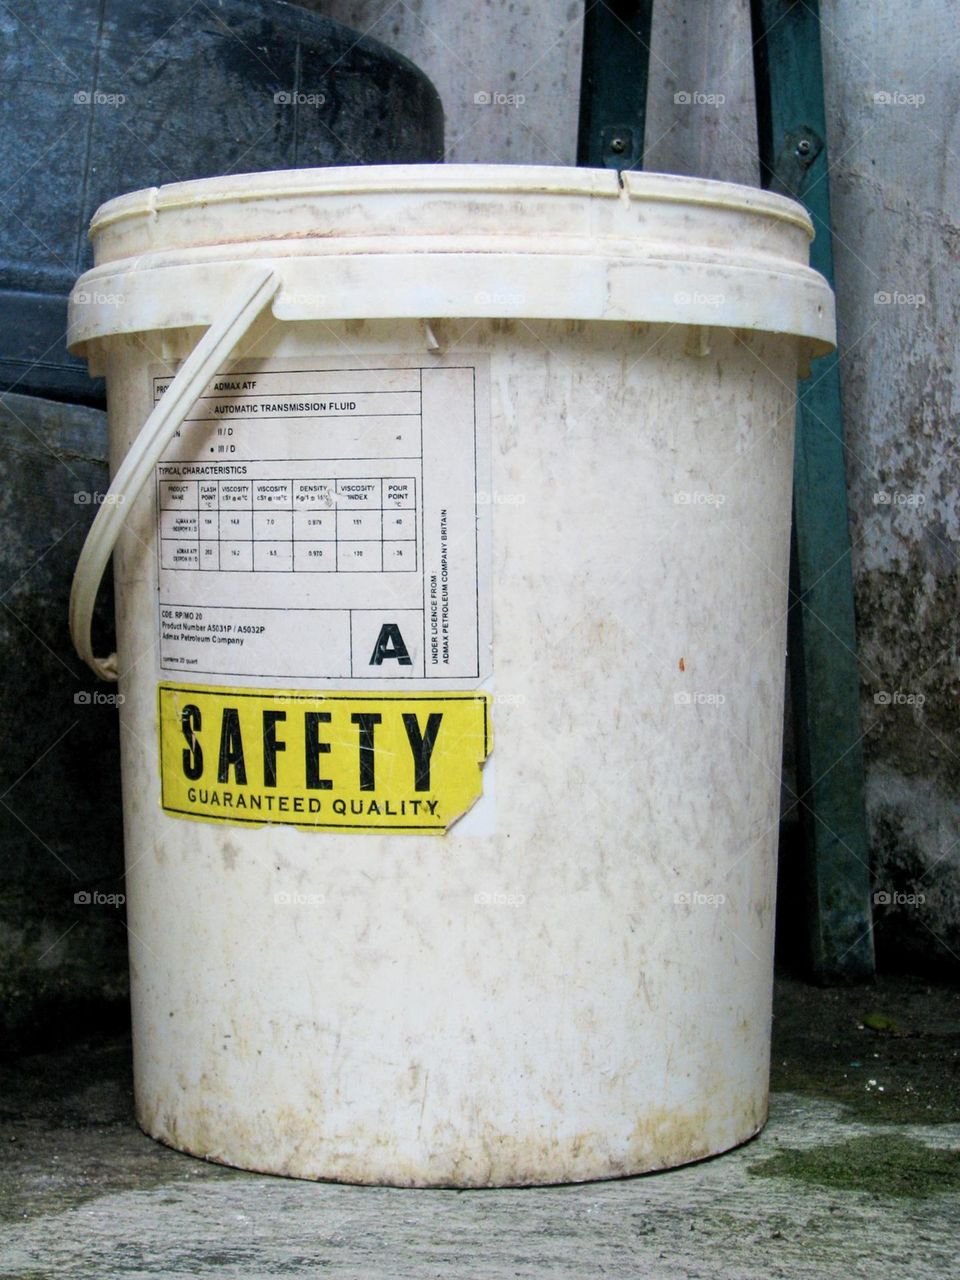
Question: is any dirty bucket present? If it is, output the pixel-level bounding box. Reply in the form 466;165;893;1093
68;165;834;1187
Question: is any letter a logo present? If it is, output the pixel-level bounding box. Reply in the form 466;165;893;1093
369;622;412;666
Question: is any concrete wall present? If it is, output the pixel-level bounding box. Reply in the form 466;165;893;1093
315;0;958;970
314;0;760;179
312;0;585;165
819;0;959;970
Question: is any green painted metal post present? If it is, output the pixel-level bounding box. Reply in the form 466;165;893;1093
751;0;875;980
577;0;654;170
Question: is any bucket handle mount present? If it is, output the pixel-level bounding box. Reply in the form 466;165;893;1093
69;268;280;681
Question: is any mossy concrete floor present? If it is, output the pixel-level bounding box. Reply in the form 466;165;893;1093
1;975;958;1279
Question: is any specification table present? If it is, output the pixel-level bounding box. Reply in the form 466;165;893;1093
152;357;489;684
158;475;417;574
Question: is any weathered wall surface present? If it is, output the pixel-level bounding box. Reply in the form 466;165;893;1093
313;0;585;165
314;0;759;178
818;0;959;971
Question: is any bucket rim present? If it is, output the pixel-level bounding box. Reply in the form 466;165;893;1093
72;164;835;364
88;163;815;241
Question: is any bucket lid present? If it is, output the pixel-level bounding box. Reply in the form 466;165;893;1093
69;164;835;356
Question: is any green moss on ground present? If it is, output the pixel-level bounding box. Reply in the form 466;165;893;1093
749;1134;960;1198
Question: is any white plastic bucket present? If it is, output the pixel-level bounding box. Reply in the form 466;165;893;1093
69;164;834;1187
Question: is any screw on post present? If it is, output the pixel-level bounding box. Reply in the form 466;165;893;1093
597;125;636;168
767;127;824;198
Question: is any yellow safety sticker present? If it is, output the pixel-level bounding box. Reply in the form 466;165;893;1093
158;683;491;834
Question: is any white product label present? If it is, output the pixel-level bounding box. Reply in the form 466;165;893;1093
152;357;491;688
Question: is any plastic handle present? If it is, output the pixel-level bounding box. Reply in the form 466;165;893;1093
69;268;280;681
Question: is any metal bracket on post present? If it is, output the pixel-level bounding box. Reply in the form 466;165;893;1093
768;125;824;198
577;2;654;170
752;0;875;982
